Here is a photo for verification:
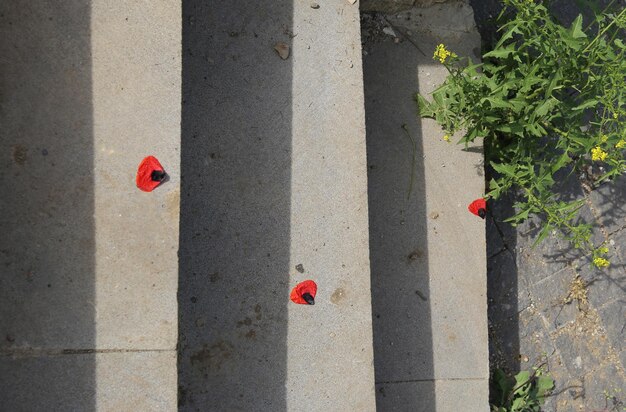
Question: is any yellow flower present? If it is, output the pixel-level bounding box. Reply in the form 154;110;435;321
593;257;610;268
613;112;619;119
598;246;609;254
600;135;609;143
433;44;456;64
591;146;608;161
443;134;451;142
616;139;626;149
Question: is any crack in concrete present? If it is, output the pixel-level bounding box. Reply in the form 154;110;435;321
0;348;175;357
376;377;488;384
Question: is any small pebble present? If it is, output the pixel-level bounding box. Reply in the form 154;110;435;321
310;2;319;8
382;26;396;37
42;149;48;156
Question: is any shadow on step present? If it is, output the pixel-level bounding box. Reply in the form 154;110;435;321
178;1;292;410
363;35;435;410
0;1;96;409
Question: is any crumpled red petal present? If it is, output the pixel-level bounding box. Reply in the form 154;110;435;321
290;280;317;305
136;156;165;192
468;198;487;219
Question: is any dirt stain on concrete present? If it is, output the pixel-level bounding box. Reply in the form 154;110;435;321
189;340;233;371
12;144;28;165
209;272;221;283
254;304;262;320
331;287;346;304
237;317;252;328
165;188;180;220
408;248;423;262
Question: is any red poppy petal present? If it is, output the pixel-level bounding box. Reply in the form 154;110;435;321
290;280;317;305
468;198;487;217
136;156;165;192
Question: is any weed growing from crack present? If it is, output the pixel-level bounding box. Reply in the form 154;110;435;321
416;0;626;267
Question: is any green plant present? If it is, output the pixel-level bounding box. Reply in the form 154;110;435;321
491;366;555;412
417;0;626;266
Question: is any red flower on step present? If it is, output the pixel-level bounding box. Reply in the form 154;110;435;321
468;198;487;219
290;280;317;305
136;156;167;192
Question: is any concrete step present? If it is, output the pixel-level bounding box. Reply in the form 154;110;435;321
1;0;488;410
178;0;376;410
1;1;180;409
363;1;490;410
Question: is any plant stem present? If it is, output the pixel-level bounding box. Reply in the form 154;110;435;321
582;7;626;54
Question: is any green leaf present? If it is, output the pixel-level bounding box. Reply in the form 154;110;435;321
494;24;522;49
514;371;531;391
481;97;513;109
533;223;553;248
569;14;587;39
572;99;599;111
545;69;563;99
561;35;584;50
506;207;530;224
511;397;525;411
535;97;559;117
491;162;517;177
509;98;527;114
526;122;547;137
550;151;571;174
483;44;517;59
432;90;444;106
536;376;554;397
494;369;513;406
496;123;525;136
416;94;435;118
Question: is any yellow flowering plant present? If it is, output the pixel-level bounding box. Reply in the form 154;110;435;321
433;44;457;64
417;0;626;267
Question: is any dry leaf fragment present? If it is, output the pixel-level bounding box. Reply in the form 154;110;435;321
274;42;290;60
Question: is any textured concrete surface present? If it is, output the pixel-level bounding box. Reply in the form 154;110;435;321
178;0;375;410
1;0;179;409
91;0;180;350
376;379;489;412
363;1;489;410
361;0;451;13
0;351;176;411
